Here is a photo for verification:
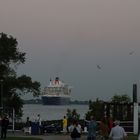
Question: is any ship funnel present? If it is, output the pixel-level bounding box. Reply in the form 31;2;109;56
55;77;59;84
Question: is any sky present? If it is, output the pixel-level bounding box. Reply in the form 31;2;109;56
0;0;140;101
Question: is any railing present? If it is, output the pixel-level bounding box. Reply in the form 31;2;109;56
7;120;134;134
120;121;133;133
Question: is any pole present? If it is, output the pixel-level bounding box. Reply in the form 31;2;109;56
133;102;138;134
12;108;15;132
133;84;138;134
0;80;3;109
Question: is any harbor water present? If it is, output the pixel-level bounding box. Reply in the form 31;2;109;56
22;104;89;122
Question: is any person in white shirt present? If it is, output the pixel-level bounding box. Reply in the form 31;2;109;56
37;114;42;126
109;120;127;140
69;120;82;140
36;114;42;134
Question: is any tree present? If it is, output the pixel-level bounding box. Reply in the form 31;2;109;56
111;94;131;103
110;94;132;120
85;95;131;121
66;108;80;125
86;98;104;120
0;33;25;77
0;33;40;117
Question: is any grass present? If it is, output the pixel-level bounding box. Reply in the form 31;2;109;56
127;135;138;140
5;137;43;140
4;134;138;140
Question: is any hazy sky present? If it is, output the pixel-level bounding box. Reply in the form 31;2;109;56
0;0;140;101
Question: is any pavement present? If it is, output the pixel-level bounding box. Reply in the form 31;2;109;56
7;131;87;140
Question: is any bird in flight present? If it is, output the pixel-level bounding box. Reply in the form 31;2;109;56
97;64;102;69
129;51;134;55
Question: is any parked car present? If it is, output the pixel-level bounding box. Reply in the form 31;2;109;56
42;123;62;133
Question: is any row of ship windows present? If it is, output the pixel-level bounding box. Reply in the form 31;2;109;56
46;88;68;92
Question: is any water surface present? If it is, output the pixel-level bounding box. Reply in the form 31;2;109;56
22;104;89;122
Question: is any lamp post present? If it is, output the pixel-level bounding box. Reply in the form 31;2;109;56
0;79;3;109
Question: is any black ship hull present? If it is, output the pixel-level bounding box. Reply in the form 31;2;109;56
42;96;70;105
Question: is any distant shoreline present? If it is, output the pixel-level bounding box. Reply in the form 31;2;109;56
23;99;89;105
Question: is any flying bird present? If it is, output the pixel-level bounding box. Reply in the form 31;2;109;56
97;64;102;69
129;51;134;55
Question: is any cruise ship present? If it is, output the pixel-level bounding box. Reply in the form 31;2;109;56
42;77;71;105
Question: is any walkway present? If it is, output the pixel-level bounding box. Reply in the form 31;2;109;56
7;131;87;140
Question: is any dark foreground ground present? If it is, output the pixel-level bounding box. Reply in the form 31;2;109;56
7;131;87;140
7;131;138;140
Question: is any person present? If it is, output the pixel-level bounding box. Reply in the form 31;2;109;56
109;120;127;140
63;116;68;133
87;116;97;140
69;120;82;140
36;114;42;134
24;117;31;134
99;117;109;140
1;115;9;139
37;114;42;126
108;117;113;133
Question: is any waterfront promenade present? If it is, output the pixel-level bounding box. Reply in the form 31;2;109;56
7;131;87;140
7;131;138;140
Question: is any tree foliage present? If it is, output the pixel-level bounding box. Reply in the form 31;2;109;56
0;33;40;117
66;108;80;120
86;99;104;120
86;95;131;121
111;94;131;103
0;33;25;63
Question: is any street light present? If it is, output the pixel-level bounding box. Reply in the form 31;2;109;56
0;79;3;109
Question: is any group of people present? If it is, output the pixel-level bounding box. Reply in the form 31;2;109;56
62;115;82;140
24;114;42;134
24;114;127;140
0;113;127;140
62;115;127;140
0;115;9;139
87;116;127;140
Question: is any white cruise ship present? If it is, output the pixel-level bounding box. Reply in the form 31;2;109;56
42;77;71;105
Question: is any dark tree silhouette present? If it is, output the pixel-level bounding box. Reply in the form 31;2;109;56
0;33;40;117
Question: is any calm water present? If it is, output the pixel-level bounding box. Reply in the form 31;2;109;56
22;104;89;122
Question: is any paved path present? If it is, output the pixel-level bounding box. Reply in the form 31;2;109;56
7;131;87;140
36;135;87;140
